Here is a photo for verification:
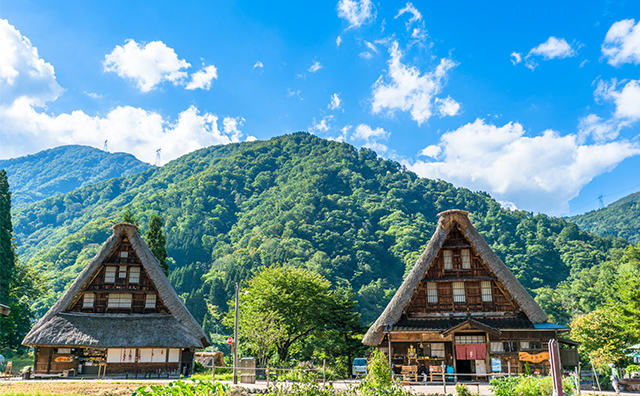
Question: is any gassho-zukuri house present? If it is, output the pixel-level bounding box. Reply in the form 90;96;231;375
363;210;578;377
22;223;210;377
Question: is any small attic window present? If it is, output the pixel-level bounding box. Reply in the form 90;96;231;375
129;267;140;283
119;265;127;278
461;249;471;269
83;293;94;308
120;251;129;258
105;266;116;283
443;250;453;270
427;282;437;303
145;294;157;309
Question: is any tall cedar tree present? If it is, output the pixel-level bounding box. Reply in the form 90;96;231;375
146;215;169;276
121;208;139;226
0;170;15;303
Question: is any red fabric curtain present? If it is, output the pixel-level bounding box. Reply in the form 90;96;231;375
456;344;487;360
456;345;467;360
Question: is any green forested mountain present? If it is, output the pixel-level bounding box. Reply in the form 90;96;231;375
0;145;152;207
569;192;640;244
11;133;628;332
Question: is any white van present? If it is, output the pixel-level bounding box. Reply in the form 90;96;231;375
352;357;367;378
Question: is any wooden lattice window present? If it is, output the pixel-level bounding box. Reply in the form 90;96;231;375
120;251;129;258
145;294;157;309
83;293;94;308
461;249;471;269
129;267;140;283
431;343;445;358
105;266;116;283
443;250;453;270
108;293;132;308
427;282;437;303
481;281;492;302
452;281;465;302
118;265;127;278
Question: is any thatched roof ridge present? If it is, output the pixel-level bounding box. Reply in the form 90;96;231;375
362;209;548;346
23;223;209;348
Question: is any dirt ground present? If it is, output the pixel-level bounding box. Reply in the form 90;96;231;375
0;379;162;395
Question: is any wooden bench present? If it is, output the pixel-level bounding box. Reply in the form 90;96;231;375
429;365;443;382
401;365;418;382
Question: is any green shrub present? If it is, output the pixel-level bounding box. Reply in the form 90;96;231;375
626;364;640;374
132;380;229;396
490;375;574;396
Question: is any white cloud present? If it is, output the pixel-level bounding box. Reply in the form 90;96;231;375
408;119;640;215
337;0;375;29
577;114;626;143
222;116;245;141
595;78;640;121
436;96;461;116
371;41;458;125
0;19;63;107
245;135;258;142
510;52;522;65
253;61;264;69
287;88;303;100
529;37;576;59
395;3;422;26
308;61;323;73
353;124;389;140
310;116;334;133
328;93;342;110
602;19;640;67
185;65;218;90
420;145;441;158
336;36;342;47
103;39;190;92
512;37;577;70
0;19;244;165
359;52;374;59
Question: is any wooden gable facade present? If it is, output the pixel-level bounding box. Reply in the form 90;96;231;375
363;210;570;378
23;223;209;378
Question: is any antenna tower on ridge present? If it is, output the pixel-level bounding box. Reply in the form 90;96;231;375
155;148;162;166
598;194;605;209
103;140;108;152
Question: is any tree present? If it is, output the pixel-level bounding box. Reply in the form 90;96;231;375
121;208;139;226
0;170;44;350
571;308;631;367
224;264;360;363
0;170;15;303
146;215;169;276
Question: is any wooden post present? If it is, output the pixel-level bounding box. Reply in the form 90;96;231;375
441;362;446;394
266;363;270;387
323;358;326;384
548;339;563;396
233;282;239;385
590;357;601;392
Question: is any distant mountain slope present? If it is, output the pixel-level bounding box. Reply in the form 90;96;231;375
12;133;627;329
568;191;640;244
0;145;153;206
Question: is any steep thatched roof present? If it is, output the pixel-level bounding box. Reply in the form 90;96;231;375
23;223;210;348
22;312;203;348
362;209;548;346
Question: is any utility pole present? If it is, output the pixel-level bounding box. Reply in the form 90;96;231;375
233;282;239;385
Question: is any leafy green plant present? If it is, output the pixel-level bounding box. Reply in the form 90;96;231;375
626;364;640;374
490;375;575;396
131;380;229;396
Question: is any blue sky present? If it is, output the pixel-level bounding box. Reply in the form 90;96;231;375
1;1;640;216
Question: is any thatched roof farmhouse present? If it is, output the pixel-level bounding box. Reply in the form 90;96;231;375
23;223;209;377
364;210;575;377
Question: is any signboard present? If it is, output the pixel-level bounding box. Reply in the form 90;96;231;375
491;358;502;372
518;351;549;363
54;356;73;363
227;337;234;345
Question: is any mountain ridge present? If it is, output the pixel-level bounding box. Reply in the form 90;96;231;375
569;191;640;244
10;133;628;329
0;145;153;207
